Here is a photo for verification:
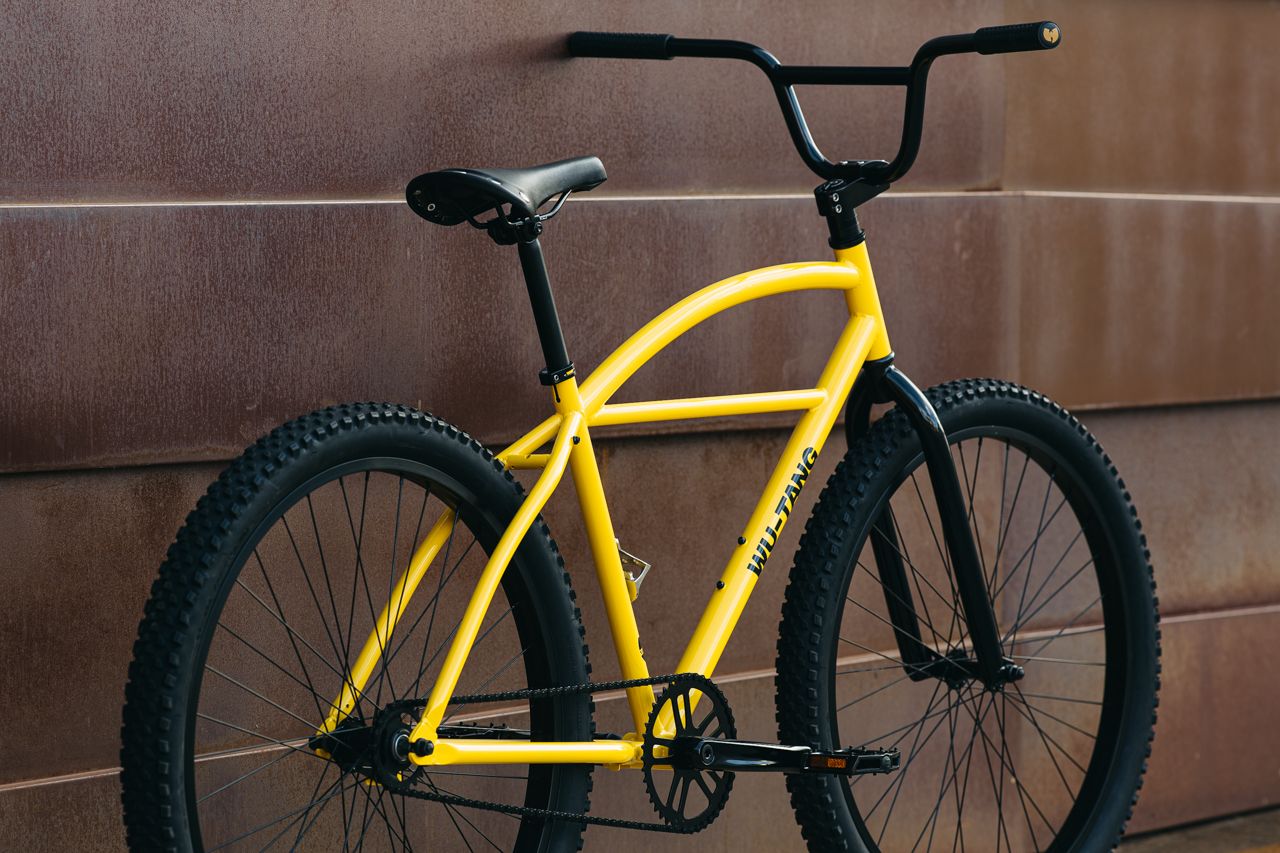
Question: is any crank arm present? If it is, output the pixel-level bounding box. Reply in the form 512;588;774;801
682;738;900;776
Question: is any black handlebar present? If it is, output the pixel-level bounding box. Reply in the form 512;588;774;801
567;31;674;60
568;22;1061;187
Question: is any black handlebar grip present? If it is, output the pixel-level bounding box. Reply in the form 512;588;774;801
973;21;1061;54
567;31;674;60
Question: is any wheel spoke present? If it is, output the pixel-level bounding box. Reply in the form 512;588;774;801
376;476;407;707
888;503;949;653
204;663;321;732
1005;691;1098;740
291;763;346;849
196;747;295;804
957;439;989;585
825;428;1125;853
205;774;348;852
1008;684;1087;781
215;621;332;717
280;514;349;687
1003;559;1096;645
990;452;1031;597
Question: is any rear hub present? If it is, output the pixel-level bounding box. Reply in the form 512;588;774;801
308;702;421;786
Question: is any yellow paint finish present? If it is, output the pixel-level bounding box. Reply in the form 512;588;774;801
553;377;658;730
413;738;640;767
836;242;892;360
499;452;550;470
657;313;878;735
323;245;893;769
575;261;861;420
409;411;581;745
592;389;827;427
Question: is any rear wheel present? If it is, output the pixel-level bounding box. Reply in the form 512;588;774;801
776;380;1160;852
122;403;594;852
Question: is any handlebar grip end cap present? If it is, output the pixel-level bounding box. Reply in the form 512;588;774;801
1037;22;1062;49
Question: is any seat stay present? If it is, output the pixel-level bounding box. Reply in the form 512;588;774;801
406;411;583;746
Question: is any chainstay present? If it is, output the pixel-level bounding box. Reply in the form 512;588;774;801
446;671;699;706
385;672;716;834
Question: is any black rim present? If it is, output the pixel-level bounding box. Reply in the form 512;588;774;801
830;426;1129;853
184;457;564;851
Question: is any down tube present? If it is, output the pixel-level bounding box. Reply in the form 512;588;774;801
675;312;878;679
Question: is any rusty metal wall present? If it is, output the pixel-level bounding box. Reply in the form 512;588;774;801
1;0;1277;848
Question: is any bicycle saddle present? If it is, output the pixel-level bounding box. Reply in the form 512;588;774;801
406;156;607;226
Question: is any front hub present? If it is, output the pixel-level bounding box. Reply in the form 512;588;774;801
912;648;1026;691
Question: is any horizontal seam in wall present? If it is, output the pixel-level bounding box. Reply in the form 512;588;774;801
3;189;1280;211
6;599;1280;795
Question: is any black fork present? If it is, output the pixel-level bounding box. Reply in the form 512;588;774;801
845;357;1020;689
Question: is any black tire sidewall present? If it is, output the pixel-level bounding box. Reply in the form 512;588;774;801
777;383;1158;853
123;405;593;853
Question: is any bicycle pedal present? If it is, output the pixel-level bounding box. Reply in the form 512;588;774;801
688;739;900;776
807;746;901;776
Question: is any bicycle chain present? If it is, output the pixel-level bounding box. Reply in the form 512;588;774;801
381;672;723;834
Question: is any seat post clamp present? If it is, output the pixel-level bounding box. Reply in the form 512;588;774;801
488;217;543;246
539;363;576;386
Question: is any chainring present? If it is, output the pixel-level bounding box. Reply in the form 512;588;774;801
642;674;736;832
376;672;730;834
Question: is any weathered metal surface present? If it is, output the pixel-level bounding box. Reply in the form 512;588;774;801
3;401;1277;789
1;607;1276;847
0;1;1002;203
1127;608;1280;832
1;0;1278;844
3;193;1277;473
1005;0;1280;195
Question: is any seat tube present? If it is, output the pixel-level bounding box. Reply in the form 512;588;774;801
552;377;656;732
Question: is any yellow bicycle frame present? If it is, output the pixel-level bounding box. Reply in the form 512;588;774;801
318;242;891;769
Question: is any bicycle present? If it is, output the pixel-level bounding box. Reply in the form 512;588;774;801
121;20;1160;852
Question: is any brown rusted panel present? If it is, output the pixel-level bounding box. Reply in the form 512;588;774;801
1012;194;1280;409
0;774;127;852
6;192;1278;475
1003;0;1280;195
0;195;1021;474
0;1;1002;203
7;399;1279;787
1128;608;1280;832
1083;400;1280;615
0;463;217;783
10;610;1273;847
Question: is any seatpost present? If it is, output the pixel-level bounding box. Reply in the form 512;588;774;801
516;238;575;386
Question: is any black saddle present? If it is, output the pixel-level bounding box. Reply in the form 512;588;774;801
406;156;607;228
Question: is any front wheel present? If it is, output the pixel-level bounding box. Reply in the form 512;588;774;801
776;379;1160;853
